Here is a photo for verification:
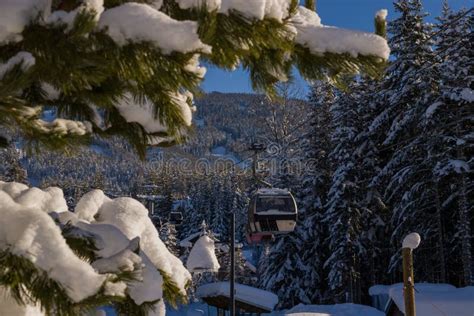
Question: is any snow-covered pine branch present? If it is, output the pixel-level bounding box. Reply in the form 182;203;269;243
0;0;389;156
0;181;190;315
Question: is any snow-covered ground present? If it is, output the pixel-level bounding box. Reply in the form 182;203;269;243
169;301;384;316
388;284;474;316
270;303;384;316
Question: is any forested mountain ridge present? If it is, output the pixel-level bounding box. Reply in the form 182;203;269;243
0;90;310;202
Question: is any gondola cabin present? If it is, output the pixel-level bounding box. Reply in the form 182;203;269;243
247;188;297;243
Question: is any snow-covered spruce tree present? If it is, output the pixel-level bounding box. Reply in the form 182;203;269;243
368;0;444;281
428;4;473;285
209;176;229;237
179;179;205;240
160;222;180;257
0;0;389;158
349;77;389;299
323;81;364;303
0;144;28;184
258;233;309;309
296;80;334;303
158;187;174;217
0;1;390;314
215;240;254;286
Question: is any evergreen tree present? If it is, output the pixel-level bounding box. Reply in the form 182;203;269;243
351;78;390;292
160;222;180;257
428;4;473;285
368;0;444;280
297;80;334;303
158;186;174;217
258;234;309;308
323;82;363;303
1;144;28;184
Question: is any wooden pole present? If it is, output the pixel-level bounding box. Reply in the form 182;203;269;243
402;248;416;316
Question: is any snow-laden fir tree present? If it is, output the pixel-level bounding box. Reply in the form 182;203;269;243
160;221;180;257
0;1;392;314
368;0;445;280
0;144;28;184
350;78;390;290
323;81;363;303
427;3;473;285
258;233;309;309
296;80;334;303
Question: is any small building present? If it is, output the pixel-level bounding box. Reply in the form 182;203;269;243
368;285;391;312
369;283;474;316
196;282;278;316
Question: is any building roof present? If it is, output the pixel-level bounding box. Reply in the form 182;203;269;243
370;283;474;316
196;282;278;312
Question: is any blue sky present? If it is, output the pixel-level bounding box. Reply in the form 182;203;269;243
201;0;472;94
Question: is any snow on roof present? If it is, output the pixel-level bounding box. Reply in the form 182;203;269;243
273;303;383;316
186;235;220;273
368;284;391;296
137;194;165;200
256;188;291;195
180;231;205;248
388;283;474;316
197;282;278;311
369;283;456;297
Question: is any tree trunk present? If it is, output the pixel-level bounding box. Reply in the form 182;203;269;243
458;172;473;285
434;183;447;282
455;122;473;285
